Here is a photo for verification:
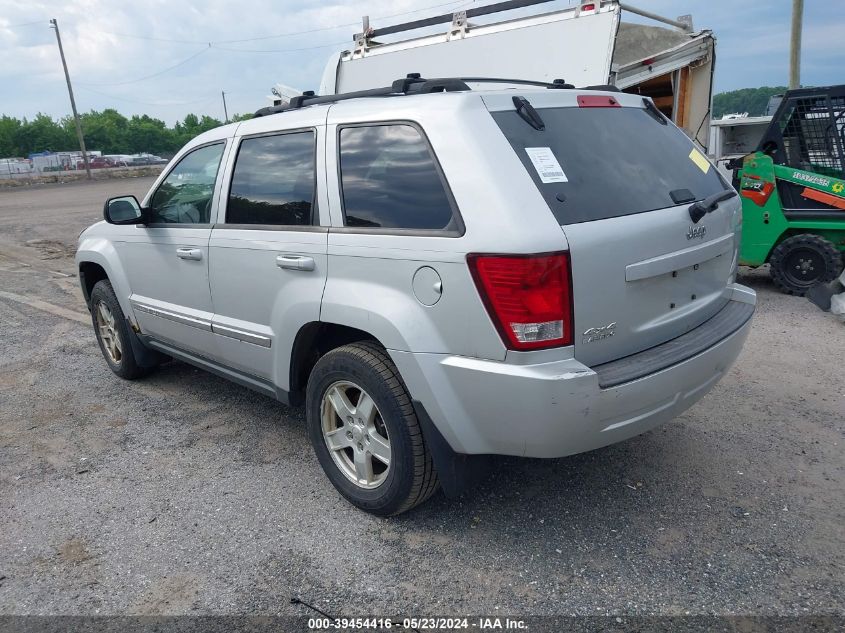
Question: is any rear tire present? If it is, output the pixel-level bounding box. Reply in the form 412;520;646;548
306;342;439;516
90;280;153;380
769;234;843;296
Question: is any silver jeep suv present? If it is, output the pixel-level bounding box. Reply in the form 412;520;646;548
76;78;756;515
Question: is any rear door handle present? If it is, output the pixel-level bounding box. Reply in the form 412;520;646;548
176;247;203;261
276;254;315;271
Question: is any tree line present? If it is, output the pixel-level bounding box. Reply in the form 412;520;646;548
1;86;791;158
712;86;788;118
0;109;252;159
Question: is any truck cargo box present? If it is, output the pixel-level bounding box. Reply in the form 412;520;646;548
316;0;715;148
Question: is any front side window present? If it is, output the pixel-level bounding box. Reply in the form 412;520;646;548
148;143;224;224
227;131;316;226
339;124;455;231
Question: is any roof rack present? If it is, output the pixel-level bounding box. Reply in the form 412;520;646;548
358;0;558;41
353;0;691;47
254;75;592;117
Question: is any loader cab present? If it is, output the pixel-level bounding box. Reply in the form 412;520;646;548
758;85;845;179
736;85;845;294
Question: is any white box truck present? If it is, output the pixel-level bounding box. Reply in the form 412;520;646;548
315;0;716;149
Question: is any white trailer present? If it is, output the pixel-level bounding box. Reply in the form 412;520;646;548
318;0;715;148
708;115;772;180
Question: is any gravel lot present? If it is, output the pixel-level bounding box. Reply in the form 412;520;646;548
0;178;843;618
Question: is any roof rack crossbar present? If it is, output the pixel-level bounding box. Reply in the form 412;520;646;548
255;86;398;116
457;77;574;89
617;1;693;31
253;75;619;117
367;0;557;39
254;75;473;116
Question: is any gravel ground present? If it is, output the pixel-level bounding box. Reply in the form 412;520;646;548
0;178;843;617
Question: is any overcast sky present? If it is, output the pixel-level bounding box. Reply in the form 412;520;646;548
1;0;843;124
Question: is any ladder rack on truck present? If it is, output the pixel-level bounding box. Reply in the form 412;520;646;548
311;0;715;148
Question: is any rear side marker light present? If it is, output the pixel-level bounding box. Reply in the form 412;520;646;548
468;252;574;351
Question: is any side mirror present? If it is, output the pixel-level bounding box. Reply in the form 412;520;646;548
104;195;145;225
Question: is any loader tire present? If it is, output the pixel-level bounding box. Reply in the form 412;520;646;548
769;234;843;296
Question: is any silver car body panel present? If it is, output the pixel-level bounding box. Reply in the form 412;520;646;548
390;289;754;458
76;88;755;458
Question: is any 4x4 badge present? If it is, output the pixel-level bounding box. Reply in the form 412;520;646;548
583;322;616;344
687;225;706;240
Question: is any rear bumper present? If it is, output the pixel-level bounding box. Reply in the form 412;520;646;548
390;285;755;458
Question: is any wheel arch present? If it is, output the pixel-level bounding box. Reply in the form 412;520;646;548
75;245;134;317
288;321;381;405
78;261;108;308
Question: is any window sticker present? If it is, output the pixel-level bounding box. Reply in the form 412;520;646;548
688;147;711;174
525;147;568;183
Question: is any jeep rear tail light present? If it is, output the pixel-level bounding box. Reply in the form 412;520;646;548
468;252;573;350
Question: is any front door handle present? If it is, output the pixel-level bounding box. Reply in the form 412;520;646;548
276;254;315;271
176;247;203;261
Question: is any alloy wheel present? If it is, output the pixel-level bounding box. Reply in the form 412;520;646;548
95;300;122;364
320;380;391;489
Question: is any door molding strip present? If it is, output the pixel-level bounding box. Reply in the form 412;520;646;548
212;323;272;348
132;300;212;331
132;299;272;348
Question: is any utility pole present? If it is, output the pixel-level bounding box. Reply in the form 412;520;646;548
789;0;804;89
221;91;229;124
50;18;91;179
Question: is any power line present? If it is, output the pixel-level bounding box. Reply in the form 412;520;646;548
210;41;348;54
83;0;470;45
79;45;210;87
77;85;220;107
42;0;480;92
215;0;468;43
3;19;47;28
77;38;345;86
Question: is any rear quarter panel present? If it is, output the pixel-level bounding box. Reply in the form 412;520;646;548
321;94;570;360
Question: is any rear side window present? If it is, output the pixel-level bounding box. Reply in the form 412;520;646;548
227;131;316;226
339;124;456;231
492;106;728;224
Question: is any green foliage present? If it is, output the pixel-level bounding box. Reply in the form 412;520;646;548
0;116;24;157
0;109;244;158
712;86;788;118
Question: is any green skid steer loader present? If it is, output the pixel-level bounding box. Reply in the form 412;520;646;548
735;85;845;294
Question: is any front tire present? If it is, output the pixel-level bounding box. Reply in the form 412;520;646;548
769;234;843;295
306;342;438;516
89;280;152;380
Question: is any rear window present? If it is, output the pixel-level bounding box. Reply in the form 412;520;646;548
492;105;728;224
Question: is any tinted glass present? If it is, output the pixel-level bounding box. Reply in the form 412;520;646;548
149;143;224;224
227;132;316;225
492;106;728;224
339;124;454;230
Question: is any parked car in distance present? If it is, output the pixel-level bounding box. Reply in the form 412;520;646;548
81;156;115;169
76;77;756;515
103;155;132;167
128;154;168;166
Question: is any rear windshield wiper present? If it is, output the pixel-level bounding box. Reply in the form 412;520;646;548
643;98;668;125
689;189;737;224
512;96;545;131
